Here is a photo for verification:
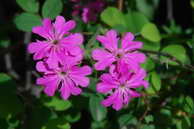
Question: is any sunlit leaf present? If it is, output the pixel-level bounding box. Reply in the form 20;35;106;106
141;23;161;42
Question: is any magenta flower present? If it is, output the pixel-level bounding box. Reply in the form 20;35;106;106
92;30;146;71
28;16;83;68
82;0;105;23
36;60;92;100
97;65;148;110
71;0;105;23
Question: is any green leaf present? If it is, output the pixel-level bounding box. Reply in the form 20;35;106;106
27;107;51;129
136;0;159;19
42;0;63;19
141;124;155;129
42;118;70;129
89;95;107;121
183;96;194;113
91;121;107;129
0;40;10;48
141;23;161;42
141;58;155;71
125;11;149;33
145;115;154;123
16;0;39;13
146;72;161;94
191;0;194;8
44;96;71;111
14;13;41;32
161;45;189;65
118;114;137;126
0;73;24;118
101;7;126;28
182;116;191;129
141;38;160;51
64;111;81;123
151;72;161;91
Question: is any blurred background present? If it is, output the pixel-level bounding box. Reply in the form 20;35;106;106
0;0;194;129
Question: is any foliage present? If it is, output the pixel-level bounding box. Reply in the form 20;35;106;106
0;0;194;129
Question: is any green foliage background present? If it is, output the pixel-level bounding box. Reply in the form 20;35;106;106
0;0;194;129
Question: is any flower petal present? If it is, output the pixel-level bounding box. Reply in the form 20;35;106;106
96;30;118;52
32;18;53;39
121;32;143;51
94;57;115;70
36;61;49;73
92;48;113;60
70;66;92;76
60;78;71;100
96;82;116;93
28;41;49;54
70;75;90;87
61;33;83;45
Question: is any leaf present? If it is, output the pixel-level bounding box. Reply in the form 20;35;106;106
183;96;194;113
0;73;24;118
191;0;194;8
64;110;81;123
42;0;63;19
141;23;161;42
118;114;137;127
16;0;39;13
141;124;155;129
44;96;71;111
14;13;41;32
101;7;126;28
141;38;160;51
89;95;107;121
161;45;189;65
145;115;154;123
135;0;159;19
91;121;107;129
27;107;51;129
182;116;191;129
0;40;10;48
125;11;149;33
151;72;161;91
146;72;161;94
141;58;155;71
42;118;70;129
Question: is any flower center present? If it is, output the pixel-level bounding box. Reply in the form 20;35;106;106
116;53;123;59
52;40;59;45
120;83;127;89
115;49;124;59
58;71;67;78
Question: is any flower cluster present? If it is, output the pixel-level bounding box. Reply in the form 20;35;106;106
92;30;149;110
71;0;105;23
28;16;148;110
28;16;92;100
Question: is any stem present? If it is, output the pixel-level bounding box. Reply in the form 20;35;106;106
117;0;124;11
167;0;174;21
24;32;32;90
141;49;194;71
4;53;20;80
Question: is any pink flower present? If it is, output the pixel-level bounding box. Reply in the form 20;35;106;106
97;65;148;110
71;0;105;23
28;16;83;68
71;0;80;2
92;30;146;71
82;0;105;23
36;60;92;100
